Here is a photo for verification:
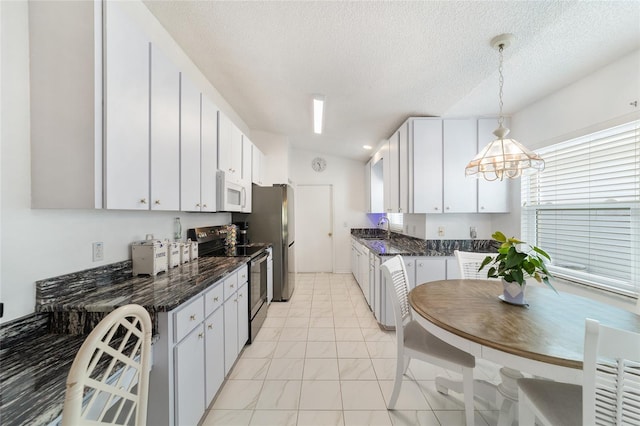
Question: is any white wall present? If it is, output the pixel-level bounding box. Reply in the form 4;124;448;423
0;1;241;323
512;49;640;150
290;148;369;273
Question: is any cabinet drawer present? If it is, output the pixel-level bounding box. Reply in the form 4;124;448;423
223;272;239;301
237;264;248;285
173;295;204;343
204;282;224;318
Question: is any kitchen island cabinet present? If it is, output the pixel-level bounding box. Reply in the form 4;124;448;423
22;255;262;426
350;231;496;329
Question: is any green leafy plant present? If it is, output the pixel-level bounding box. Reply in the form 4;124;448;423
479;231;556;291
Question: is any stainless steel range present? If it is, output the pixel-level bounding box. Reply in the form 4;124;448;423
187;226;268;343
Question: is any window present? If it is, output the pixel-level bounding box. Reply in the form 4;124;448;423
521;120;640;296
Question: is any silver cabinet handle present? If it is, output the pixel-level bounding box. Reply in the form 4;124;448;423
434;207;439;211
140;198;147;204
189;314;196;321
208;324;213;330
154;200;160;205
213;296;219;302
196;203;200;207
446;206;450;211
198;333;204;339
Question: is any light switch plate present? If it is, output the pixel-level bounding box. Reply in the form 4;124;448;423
93;242;104;261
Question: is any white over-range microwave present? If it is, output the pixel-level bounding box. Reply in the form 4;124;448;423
216;170;246;212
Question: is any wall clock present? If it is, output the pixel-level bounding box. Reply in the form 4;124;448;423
311;157;327;172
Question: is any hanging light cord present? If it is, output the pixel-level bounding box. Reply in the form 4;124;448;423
497;44;505;129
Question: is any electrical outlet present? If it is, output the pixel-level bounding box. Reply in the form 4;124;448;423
438;226;445;237
470;226;477;239
93;242;104;261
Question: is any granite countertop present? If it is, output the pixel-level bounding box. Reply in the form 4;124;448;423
2;253;265;426
350;229;497;257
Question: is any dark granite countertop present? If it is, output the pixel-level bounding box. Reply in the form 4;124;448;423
1;254;261;426
350;229;497;257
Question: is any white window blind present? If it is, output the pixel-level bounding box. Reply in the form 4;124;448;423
521;120;640;296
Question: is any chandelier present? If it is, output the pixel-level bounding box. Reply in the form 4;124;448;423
465;34;545;181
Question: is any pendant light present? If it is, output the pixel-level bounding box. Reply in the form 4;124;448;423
465;34;544;181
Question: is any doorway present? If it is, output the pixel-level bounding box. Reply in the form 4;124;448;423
296;184;333;272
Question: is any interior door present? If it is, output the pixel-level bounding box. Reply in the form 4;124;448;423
296;184;333;272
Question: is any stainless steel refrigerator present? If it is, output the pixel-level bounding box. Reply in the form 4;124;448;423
234;184;295;301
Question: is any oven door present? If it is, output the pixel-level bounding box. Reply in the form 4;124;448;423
249;252;268;319
216;171;244;212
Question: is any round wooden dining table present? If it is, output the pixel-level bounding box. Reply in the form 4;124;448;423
408;279;640;425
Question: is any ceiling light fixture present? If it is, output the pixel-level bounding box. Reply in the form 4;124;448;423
313;95;325;134
465;34;544;181
363;145;372;150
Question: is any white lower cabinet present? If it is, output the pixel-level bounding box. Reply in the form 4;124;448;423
148;264;249;426
224;267;249;375
174;324;205;426
205;308;225;407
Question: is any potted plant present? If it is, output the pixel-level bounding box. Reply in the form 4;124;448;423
479;231;556;305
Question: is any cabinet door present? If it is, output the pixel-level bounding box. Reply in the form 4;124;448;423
252;145;263;185
359;246;370;304
219;116;242;183
223;293;238;375
398;122;410;214
446;258;461;280
385;133;400;213
218;112;233;176
403;257;416;290
241;137;252;212
205;308;225;407
230;126;243;183
174;324;205;426
237;283;249;353
443;119;477;213
150;44;180;211
104;1;150;210
477;118;510;213
415;258;446;285
180;76;202;211
201;96;218;212
412;119;443;213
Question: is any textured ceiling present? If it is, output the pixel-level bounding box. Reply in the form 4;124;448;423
143;0;640;161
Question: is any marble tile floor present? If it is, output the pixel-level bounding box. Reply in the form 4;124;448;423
202;273;503;426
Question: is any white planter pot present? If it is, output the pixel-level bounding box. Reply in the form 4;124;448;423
502;279;526;305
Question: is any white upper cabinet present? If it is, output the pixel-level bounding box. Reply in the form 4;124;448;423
443;119;478;213
218;113;243;184
477;118;510;213
241;136;253;212
29;1;103;208
412;118;444;213
150;44;180;211
252;145;266;186
180;76;202;211
370;117;508;215
201;96;219;212
103;1;150;210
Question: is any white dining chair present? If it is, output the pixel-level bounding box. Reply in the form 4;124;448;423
61;304;152;426
518;318;640;426
381;255;476;426
454;250;499;280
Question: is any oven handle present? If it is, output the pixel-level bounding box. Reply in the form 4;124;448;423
251;251;268;265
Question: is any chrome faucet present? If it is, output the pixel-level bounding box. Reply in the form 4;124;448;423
377;216;390;239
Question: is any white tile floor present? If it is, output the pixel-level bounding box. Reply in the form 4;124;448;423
203;273;502;426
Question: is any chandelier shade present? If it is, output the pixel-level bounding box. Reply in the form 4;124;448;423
465;134;545;181
466;33;544;181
